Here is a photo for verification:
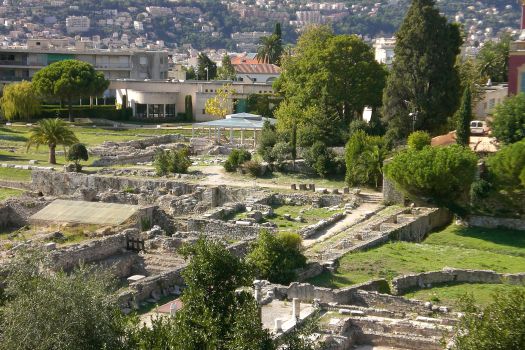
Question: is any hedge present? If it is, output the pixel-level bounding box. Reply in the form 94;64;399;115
36;105;132;121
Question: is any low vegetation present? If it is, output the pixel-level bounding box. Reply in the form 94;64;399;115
153;147;191;176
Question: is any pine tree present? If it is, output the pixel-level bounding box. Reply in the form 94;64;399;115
382;0;462;138
455;87;472;147
218;54;236;80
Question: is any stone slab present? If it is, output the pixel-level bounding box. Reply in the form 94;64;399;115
30;199;141;225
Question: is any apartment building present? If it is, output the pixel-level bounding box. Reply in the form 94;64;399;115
0;39;169;89
66;16;90;34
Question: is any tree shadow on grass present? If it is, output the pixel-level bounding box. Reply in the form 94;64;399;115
307;271;358;289
454;226;525;250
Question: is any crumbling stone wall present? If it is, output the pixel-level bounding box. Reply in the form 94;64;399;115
391;268;525;295
298;213;345;239
31;170;196;197
468;215;525;231
186;218;270;239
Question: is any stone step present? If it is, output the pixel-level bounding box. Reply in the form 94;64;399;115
349;316;450;339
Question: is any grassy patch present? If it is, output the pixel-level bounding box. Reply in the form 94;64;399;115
405;283;525;307
0;168;32;181
309;224;525;289
0;187;24;201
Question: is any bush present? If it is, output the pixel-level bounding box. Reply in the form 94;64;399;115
490;93;525;144
246;230;307;284
407;131;431;150
271;142;292;165
304;141;335;178
345;130;388;188
242;160;263;178
154;148;192;176
470;179;492;203
224;149;251;172
384;144;478;211
257;121;278;162
66;143;89;171
36;105;132;121
486;138;525;189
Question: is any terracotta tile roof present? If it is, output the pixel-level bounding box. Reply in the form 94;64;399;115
431;131;499;153
231;56;263;65
233;63;281;74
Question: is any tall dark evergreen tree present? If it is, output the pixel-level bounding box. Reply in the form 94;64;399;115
196;53;217;80
382;0;462;138
455;87;472;146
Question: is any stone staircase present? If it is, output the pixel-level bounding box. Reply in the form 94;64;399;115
359;192;383;204
140;252;186;275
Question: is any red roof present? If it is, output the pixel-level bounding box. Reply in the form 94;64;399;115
234;63;281;75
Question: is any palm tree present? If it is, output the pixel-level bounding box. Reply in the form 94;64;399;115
256;34;282;65
26;118;79;164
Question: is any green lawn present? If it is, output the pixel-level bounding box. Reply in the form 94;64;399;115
0;187;24;201
405;283;525;307
0;168;32;181
309;224;525;289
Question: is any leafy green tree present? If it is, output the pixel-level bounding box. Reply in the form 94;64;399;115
451;289;525;350
87;71;110;107
455;86;472;147
382;0;462;138
486;138;525;189
384;144;478;211
0;81;41;121
246;230;307;285
476;34;511;83
26;118;78;164
304;141;336;178
0;251;128;350
186;66;196;80
205;83;236;118
153;148;192;176
345;130;387;188
32;60;106;121
66;143;89;171
490;93;525;144
407;131;431;150
275;26;386;130
217;54;236;80
258;121;278;163
197;53;217;80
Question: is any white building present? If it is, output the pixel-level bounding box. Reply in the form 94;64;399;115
66;16;90;34
474;83;508;120
374;37;396;67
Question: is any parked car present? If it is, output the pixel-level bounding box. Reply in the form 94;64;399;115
470;120;488;135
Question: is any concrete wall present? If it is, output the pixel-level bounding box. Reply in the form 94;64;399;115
468;215;525;231
391;268;525;295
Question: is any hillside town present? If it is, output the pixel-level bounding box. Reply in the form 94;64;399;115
0;0;524;350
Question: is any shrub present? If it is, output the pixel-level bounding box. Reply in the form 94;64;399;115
246;230;307;285
224;149;251;172
470;179;492;203
66;143;89;171
384;144;478;211
154;148;192;176
36;105;132;121
271;142;292;165
242;160;263;178
407;131;431;150
257;121;278;162
490;93;525;144
345;130;388;188
303;141;335;178
348;119;369;137
486;138;525;189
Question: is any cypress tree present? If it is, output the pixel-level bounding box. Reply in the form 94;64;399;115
455;87;472;146
185;95;193;122
382;0;462;138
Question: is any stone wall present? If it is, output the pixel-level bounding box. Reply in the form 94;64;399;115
298;213;345;239
0;180;32;190
391;268;525;295
47;230;138;272
391;207;452;242
468;215;525;231
382;166;405;205
0;204;19;228
186;218;270;239
31;170;196;197
269;280;389;304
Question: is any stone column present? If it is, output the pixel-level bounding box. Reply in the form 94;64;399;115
292;298;300;320
163;104;166;119
274;319;283;333
230;128;234;144
146;104;150;118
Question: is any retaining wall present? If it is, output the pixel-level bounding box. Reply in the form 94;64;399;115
391;268;525;295
31;170;197;196
468;215;525;231
186;218;270;239
298;213;345;239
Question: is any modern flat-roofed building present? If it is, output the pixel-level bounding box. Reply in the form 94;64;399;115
66;16;90;34
111;79;276;122
0;39;169;90
374;37;395;67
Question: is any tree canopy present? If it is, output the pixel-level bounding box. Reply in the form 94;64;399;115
204;83;236;118
486;138;525;189
345;130;388;188
26;118;79;164
32;60;109;121
476;34;511;84
384;144;478;212
490;93;525;145
455;86;472;147
274;25;386;145
0;81;41;121
197;53;217;80
217;54;236;80
382;0;462;138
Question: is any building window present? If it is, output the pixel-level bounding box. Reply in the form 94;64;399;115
139;56;147;65
136;103;147;118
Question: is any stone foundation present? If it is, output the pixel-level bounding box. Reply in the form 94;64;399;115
468;215;525;231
